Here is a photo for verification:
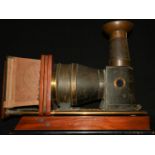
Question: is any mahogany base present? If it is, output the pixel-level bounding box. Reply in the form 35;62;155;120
15;115;150;130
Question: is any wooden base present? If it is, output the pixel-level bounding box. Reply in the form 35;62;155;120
15;115;150;130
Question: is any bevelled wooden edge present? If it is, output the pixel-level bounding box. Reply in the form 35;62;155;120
15;115;151;131
43;56;48;114
46;55;52;115
39;55;45;115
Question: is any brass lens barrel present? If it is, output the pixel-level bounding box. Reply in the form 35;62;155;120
51;63;104;106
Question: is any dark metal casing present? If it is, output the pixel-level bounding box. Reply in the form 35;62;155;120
104;66;136;111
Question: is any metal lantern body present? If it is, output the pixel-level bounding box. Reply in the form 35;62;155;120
1;20;144;118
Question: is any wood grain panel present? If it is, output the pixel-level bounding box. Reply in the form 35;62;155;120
15;115;150;130
3;57;40;108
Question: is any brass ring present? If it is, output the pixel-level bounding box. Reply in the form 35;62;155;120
114;77;126;88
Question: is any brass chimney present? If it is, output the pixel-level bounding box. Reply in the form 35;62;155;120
103;20;133;66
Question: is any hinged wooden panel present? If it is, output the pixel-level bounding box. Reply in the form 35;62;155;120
3;57;40;108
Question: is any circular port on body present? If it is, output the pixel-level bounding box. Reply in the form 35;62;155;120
114;77;126;88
